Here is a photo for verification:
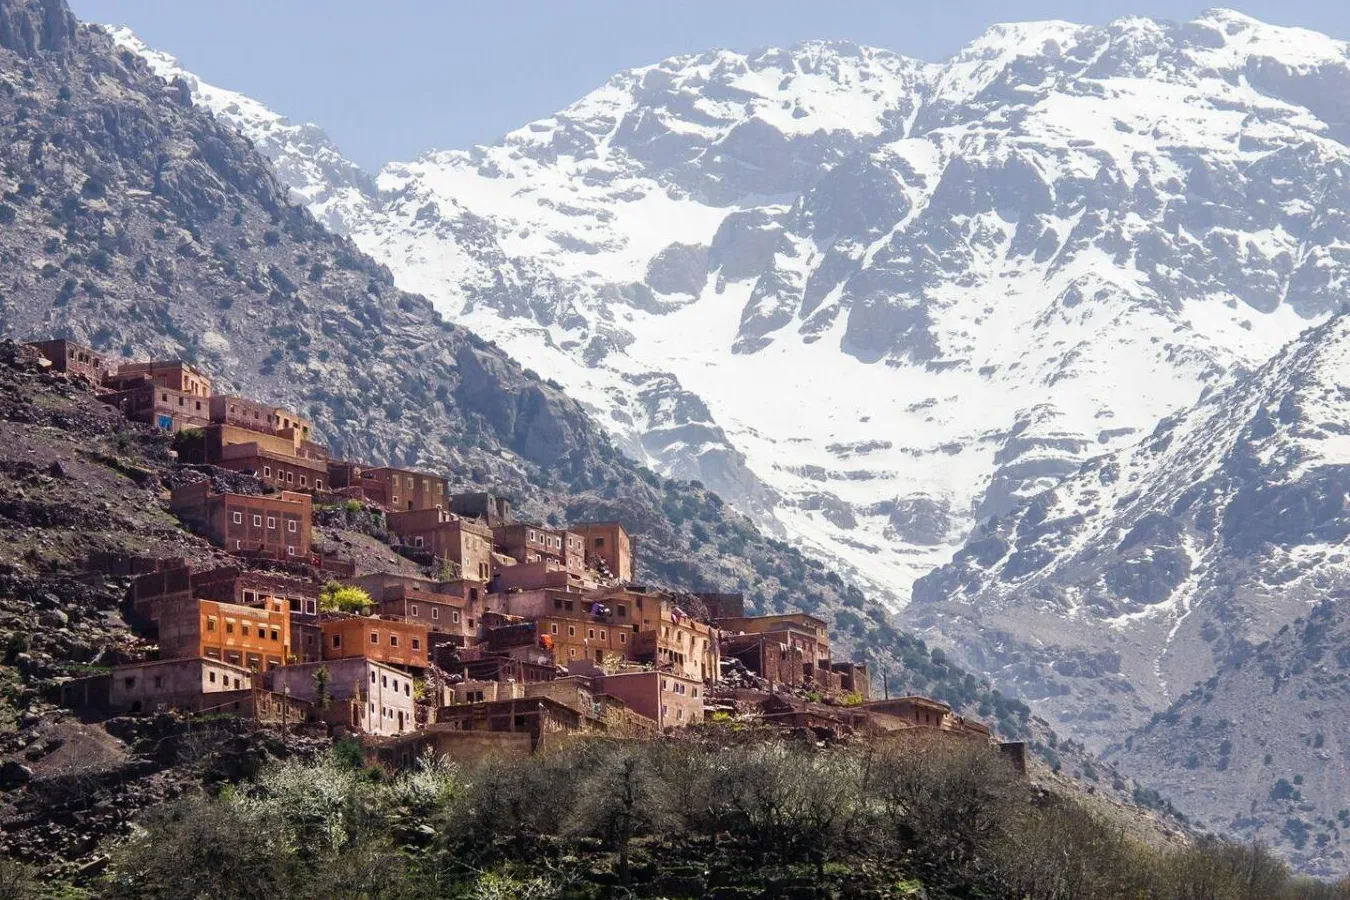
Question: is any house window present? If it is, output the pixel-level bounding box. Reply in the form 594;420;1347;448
413;536;424;548
568;626;576;637
286;472;294;483
271;628;280;642
619;633;626;645
286;546;295;556
306;600;317;615
588;629;595;640
252;515;262;528
264;466;272;478
267;517;276;529
153;675;163;689
208;671;216;684
232;512;243;525
452;610;460;624
299;476;308;488
206;617;217;632
332;635;342;648
288;521;297;533
600;630;607;641
410;605;419;617
569;648;577;658
431;608;439;620
370;632;379;644
241;624;250;637
616;605;626;617
370;671;376;684
316;480;323;490
595;537;605;549
226;622;235;634
382;675;388;687
390;635;399;647
412;638;421;651
550;623;558;635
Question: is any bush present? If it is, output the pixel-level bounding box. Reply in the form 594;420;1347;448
319;581;371;614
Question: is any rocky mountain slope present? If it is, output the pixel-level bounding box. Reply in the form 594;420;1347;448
910;311;1350;869
1115;600;1350;877
0;0;1036;732
114;11;1350;610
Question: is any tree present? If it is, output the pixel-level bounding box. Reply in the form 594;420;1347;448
319;581;371;614
312;665;331;711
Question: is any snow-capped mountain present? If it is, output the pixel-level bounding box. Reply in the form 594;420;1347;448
112;11;1350;614
912;310;1350;740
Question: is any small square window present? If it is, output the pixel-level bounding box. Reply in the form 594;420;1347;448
232;512;243;525
370;632;379;644
390;635;399;647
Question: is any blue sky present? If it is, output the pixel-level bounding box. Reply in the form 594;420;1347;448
70;1;1350;172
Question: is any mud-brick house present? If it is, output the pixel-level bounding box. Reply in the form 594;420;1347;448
346;572;482;645
267;658;416;736
158;597;292;671
606;588;719;683
571;522;633;582
328;464;448;511
100;379;211;432
433;695;600;751
26;339;114;383
321;616;430;671
716;613;843;693
861;696;956;731
170;481;312;560
448;492;511;527
386;509;494;580
208;395;313;444
201;423;329;493
596;669;704;730
493;523;585;574
192;568;323;663
112;360;212;398
107;657;254;714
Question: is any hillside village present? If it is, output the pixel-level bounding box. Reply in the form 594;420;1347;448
20;337;1019;768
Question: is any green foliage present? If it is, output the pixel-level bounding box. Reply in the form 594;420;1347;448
312;664;331;711
89;737;1350;900
319;580;371;614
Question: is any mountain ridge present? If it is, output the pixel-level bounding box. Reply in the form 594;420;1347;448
108;9;1350;613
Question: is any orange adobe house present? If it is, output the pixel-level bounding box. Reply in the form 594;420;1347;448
321;616;430;670
157;597;292;671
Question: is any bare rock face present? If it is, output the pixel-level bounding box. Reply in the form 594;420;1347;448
0;0;75;55
645;242;709;298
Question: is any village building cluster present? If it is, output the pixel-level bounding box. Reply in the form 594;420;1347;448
32;339;1021;768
